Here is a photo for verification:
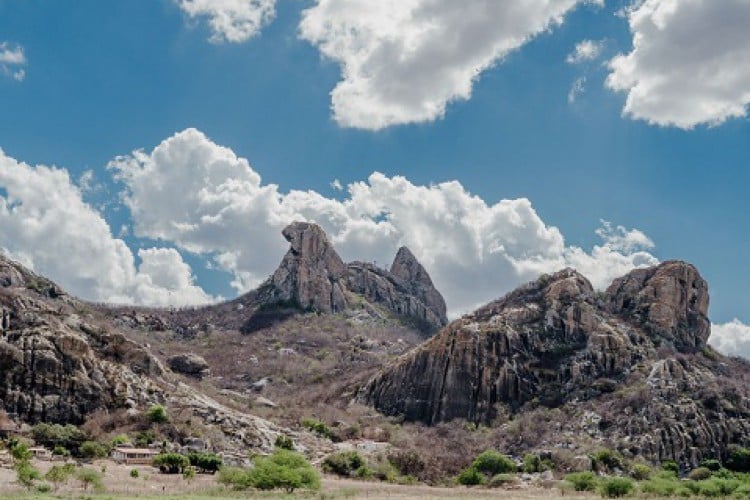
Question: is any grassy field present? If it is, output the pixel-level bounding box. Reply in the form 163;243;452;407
0;459;591;499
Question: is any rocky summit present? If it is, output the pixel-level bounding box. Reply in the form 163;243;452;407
361;261;750;467
266;221;447;332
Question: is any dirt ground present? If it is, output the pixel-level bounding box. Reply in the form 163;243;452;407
0;459;594;499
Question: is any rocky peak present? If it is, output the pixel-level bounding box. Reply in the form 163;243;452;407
271;222;347;313
265;222;448;332
606;260;709;352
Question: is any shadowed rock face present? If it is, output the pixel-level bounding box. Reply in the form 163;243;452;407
361;261;750;467
268;222;448;331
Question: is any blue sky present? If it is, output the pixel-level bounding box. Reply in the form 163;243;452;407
1;0;749;353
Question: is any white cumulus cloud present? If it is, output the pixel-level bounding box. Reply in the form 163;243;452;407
0;148;214;306
710;319;750;359
567;39;604;64
607;0;750;129
299;0;594;130
110;128;659;316
177;0;276;43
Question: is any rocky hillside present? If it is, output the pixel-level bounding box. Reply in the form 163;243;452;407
0;255;303;457
108;222;448;336
361;261;750;468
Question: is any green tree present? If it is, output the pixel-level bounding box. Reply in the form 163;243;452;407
456;467;486;486
246;450;320;493
147;404;169;424
76;467;104;492
14;461;41;491
130;468;140;478
187;452;223;474
79;440;107;459
219;450;320;493
9;441;32;462
45;464;75;492
153;452;190;474
471;450;517;475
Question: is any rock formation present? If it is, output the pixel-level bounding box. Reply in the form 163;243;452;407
168;353;211;379
0;255;294;455
361;261;750;467
271;222;348;314
266;222;447;331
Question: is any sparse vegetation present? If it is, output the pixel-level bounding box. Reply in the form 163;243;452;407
274;434;294;450
146;404;169;424
565;471;598;491
153;452;190;474
599;477;634;497
322;451;366;477
217;449;320;493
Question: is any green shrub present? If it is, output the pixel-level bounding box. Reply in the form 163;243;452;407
134;430;156;447
592;449;623;472
631;463;652;480
685;477;741;497
322;451;366;476
110;434;129;448
153;452;190;474
247;450;321;492
728;447;750;473
217;466;247;488
661;460;680;475
701;459;723;472
187;452;223;474
130;468;139;478
79;440;107;459
471;450;516;475
76;467;104;492
35;482;52;493
640;475;683;497
52;445;70;457
565;471;598;491
14;461;41;491
45;464;75;491
301;418;338;441
274;434;294;450
688;466;713;481
31;423;85;452
355;465;374;479
147;404;169;424
523;453;543;473
599;477;634;498
10;443;32;462
457;467;486;486
489;473;519;488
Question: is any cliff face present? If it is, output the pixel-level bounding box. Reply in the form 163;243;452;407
361;261;750;467
0;255;290;454
0;256;166;424
268;222;448;331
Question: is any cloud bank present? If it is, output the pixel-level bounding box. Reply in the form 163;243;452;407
299;0;596;130
607;0;750;128
109;128;658;315
0;149;214;306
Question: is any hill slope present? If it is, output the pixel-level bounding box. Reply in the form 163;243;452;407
361;262;750;468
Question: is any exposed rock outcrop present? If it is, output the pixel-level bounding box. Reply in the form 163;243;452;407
607;261;710;352
271;222;348;314
267;222;447;331
168;353;211;379
361;261;750;468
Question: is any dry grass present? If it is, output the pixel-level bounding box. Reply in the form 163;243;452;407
0;459;594;499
